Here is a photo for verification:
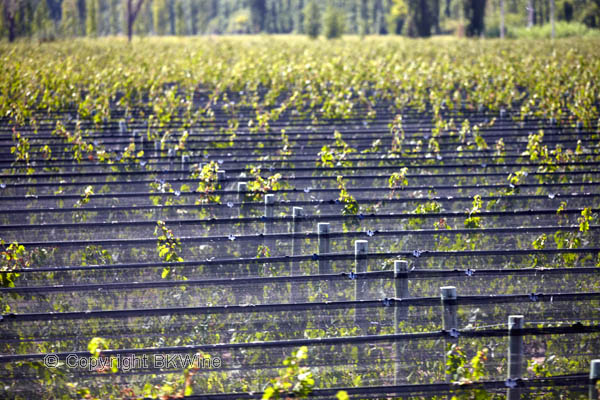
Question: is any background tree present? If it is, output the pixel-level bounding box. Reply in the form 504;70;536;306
189;0;198;34
2;0;600;41
404;0;432;36
62;0;81;36
249;0;266;32
227;8;252;33
133;0;152;35
323;3;345;38
1;0;21;41
77;0;86;34
359;0;369;35
34;0;54;39
294;0;304;32
125;0;145;40
464;0;485;34
174;0;184;34
87;0;98;36
108;0;120;34
152;0;168;34
387;0;408;33
303;0;320;37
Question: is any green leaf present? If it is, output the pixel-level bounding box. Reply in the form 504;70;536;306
159;247;169;258
184;385;193;396
262;386;275;400
336;390;349;400
111;358;118;373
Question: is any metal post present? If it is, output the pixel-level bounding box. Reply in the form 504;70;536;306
181;155;189;178
154;140;160;159
354;240;368;299
142;130;151;155
216;170;226;204
318;223;330;275
354;240;368;331
394;260;409;320
507;315;524;400
317;223;331;297
167;148;175;170
441;286;458;383
217;170;226;190
237;182;249;258
237;182;247;209
290;207;304;302
291;207;304;267
264;194;275;252
590;360;600;400
441;286;458;332
134;130;144;151
264;194;274;234
394;260;409;386
549;117;557;136
119;120;127;136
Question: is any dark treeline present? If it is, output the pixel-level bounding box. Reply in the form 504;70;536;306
1;0;599;41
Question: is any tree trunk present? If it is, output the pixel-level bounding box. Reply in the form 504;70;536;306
8;18;15;42
190;0;197;34
500;0;505;38
127;0;144;42
2;0;16;42
360;0;368;35
527;0;534;27
432;0;440;34
550;0;555;37
127;0;133;41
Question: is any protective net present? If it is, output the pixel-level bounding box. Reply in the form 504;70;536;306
1;101;599;399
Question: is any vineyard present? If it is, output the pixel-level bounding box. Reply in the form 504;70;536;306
0;36;600;399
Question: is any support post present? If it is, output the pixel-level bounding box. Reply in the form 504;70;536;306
237;182;247;211
394;260;409;386
134;130;144;151
119;120;127;136
354;240;368;299
317;223;330;275
264;194;275;252
217;170;226;187
590;360;600;400
237;182;249;258
264;194;274;234
354;240;368;331
167;148;175;170
154;140;160;159
507;315;524;400
290;207;304;302
181;155;189;178
441;286;458;331
318;222;331;297
217;171;227;202
394;260;409;320
441;286;458;382
291;207;304;267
